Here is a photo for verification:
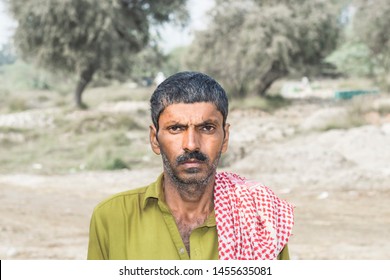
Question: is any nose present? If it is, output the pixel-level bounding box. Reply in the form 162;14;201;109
182;127;200;152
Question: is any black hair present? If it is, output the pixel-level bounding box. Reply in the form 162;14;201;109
150;71;229;130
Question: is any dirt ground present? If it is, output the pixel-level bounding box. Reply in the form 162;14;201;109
1;94;390;260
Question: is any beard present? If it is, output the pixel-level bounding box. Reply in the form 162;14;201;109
160;149;221;200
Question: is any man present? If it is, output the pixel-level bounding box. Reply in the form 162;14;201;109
87;71;294;260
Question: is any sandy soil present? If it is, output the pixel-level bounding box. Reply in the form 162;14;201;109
1;96;390;260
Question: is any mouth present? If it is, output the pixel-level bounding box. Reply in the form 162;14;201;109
176;152;208;166
182;159;203;166
180;158;208;171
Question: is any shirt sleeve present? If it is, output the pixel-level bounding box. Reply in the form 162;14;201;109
87;210;107;260
277;244;290;260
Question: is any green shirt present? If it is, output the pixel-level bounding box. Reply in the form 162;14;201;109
87;174;290;260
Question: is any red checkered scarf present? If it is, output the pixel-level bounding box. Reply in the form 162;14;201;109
214;172;294;260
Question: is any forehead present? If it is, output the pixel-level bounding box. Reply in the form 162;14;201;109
159;102;223;124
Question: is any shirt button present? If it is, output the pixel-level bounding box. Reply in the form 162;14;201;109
179;248;185;254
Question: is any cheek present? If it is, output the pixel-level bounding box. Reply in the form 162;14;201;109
159;140;180;159
204;138;225;156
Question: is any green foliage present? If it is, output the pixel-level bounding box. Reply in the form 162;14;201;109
84;136;130;170
325;42;373;77
0;101;153;173
62;112;142;135
0;43;16;66
162;46;189;76
0;61;51;90
353;0;390;91
6;0;188;107
129;43;167;84
186;0;341;98
327;0;390;91
0;60;75;111
105;158;129;170
7;97;29;112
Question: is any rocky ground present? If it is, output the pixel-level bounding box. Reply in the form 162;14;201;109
1;92;389;260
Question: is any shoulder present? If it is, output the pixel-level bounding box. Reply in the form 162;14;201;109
91;174;163;219
216;171;294;213
93;186;148;214
216;171;276;195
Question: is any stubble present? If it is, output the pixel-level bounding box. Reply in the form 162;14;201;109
160;150;221;201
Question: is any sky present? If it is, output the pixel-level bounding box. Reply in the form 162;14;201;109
0;0;214;52
158;0;214;52
0;1;16;47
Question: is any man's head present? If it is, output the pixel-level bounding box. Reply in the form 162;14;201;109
150;71;229;132
149;71;230;200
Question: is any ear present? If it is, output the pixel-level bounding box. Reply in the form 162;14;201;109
149;125;161;155
221;123;230;153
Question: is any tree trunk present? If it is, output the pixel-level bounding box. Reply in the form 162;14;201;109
75;65;96;109
256;61;288;96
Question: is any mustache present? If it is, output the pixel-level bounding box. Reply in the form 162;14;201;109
176;151;208;164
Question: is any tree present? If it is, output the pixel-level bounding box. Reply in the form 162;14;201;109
0;43;16;66
127;42;166;86
6;0;188;108
186;0;341;98
160;46;189;76
325;42;373;78
352;0;390;90
324;0;390;91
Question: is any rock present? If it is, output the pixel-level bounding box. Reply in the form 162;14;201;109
372;97;390;112
364;111;381;125
300;108;349;131
381;123;390;135
6;247;18;257
317;191;329;200
264;129;284;141
0;109;56;129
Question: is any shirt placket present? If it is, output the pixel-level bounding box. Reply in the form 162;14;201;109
158;201;190;260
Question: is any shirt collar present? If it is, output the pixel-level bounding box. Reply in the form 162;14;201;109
142;173;216;227
142;173;165;209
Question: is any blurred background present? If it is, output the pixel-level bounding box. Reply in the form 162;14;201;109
0;0;389;259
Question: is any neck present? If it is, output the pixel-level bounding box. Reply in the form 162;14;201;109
163;173;215;255
163;173;215;217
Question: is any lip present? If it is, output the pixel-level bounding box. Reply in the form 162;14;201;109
181;160;203;167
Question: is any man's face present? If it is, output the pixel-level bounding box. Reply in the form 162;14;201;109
150;102;229;193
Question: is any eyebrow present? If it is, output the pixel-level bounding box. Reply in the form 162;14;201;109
165;119;221;127
195;119;219;127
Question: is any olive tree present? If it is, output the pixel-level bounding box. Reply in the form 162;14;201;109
6;0;188;108
187;0;340;97
353;0;390;90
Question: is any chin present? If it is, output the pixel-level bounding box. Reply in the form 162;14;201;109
177;171;213;185
183;167;202;174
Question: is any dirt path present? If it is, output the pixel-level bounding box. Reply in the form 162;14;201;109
1;167;389;260
0;169;161;259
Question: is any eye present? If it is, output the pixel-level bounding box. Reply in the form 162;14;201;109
168;125;184;133
200;125;216;133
